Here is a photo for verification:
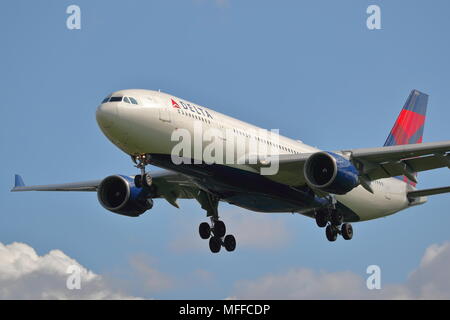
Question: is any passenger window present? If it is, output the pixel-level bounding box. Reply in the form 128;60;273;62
123;97;131;104
129;97;138;105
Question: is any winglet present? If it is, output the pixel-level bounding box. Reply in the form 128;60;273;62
13;174;25;190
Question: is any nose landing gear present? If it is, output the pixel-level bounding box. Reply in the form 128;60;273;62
132;154;153;188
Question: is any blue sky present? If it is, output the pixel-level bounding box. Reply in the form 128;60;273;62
1;0;450;299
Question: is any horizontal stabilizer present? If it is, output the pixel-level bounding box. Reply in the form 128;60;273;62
408;186;450;198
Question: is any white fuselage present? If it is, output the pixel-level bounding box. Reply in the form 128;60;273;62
96;89;416;222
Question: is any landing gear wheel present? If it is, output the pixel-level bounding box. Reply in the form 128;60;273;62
209;236;221;253
326;225;338;242
341;223;353;240
199;222;211;240
213;220;226;238
315;211;328;228
142;173;152;188
330;210;343;226
224;235;236;252
134;175;142;188
145;198;154;210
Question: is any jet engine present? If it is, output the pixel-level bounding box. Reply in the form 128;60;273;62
304;152;359;195
97;175;153;217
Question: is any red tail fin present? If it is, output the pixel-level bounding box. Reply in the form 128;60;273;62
384;90;429;186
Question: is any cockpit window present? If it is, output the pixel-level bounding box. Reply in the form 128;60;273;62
109;96;123;102
102;95;139;104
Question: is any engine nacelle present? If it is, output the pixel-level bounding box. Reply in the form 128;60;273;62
304;152;359;195
97;175;153;217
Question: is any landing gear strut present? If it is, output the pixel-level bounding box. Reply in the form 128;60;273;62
132;154;153;188
315;208;354;242
196;190;236;253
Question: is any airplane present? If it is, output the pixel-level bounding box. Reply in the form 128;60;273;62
11;89;450;253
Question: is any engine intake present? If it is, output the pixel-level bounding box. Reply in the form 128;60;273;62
97;175;153;217
304;152;359;195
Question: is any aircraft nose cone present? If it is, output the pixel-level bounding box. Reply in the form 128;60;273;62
96;103;118;129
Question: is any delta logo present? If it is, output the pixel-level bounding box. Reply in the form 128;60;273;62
171;98;213;119
171;99;180;108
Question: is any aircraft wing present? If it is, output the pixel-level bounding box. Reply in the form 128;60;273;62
11;170;198;202
258;140;450;186
11;174;100;192
255;153;311;186
12;140;450;197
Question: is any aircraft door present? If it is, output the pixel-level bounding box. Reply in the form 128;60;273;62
156;96;171;123
159;107;171;123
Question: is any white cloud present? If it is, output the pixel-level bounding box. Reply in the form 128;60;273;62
405;242;450;299
230;242;450;299
232;269;366;299
227;212;293;249
169;210;292;252
0;242;140;299
129;255;174;292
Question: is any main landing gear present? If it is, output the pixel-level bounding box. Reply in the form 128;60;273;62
196;190;236;253
315;208;353;242
199;219;236;253
132;154;153;189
